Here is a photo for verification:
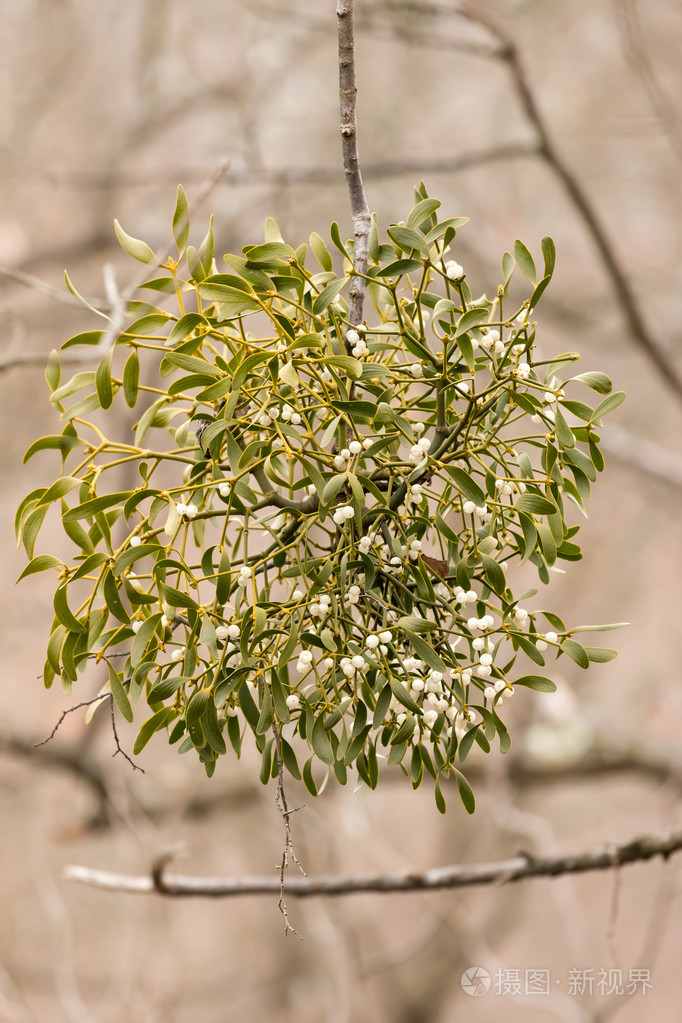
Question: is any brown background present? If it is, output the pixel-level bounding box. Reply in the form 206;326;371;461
1;1;681;1021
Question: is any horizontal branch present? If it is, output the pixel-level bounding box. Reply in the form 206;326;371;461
65;824;682;898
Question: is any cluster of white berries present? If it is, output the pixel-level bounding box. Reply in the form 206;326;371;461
512;606;530;628
408;436;431;464
444;260;464;280
175;501;199;519
218;481;231;497
346;583;362;605
408;538;423;560
365;630;392;656
466;614;495;631
535;630;558;651
333;503;355;526
215;622;240;642
340;654;369;678
280;403;302;425
495;477;525;498
295;648;314;674
453;586;478;606
346;328;368;358
379;542;403;573
236;565;252;588
333;439;366;471
515;361;531;380
357;530;377;555
484;678;511;702
460;500;492;524
408;482;424;505
480;329;505;355
309;592;332;619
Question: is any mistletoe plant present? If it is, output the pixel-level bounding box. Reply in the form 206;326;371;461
17;183;625;812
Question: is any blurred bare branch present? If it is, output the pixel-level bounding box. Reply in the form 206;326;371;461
65;824;682;897
614;0;682;164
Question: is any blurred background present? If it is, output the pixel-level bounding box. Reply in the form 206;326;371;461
1;1;681;1021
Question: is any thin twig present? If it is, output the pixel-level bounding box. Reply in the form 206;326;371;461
337;0;371;328
64;824;682;898
271;721;306;937
35;694;143;774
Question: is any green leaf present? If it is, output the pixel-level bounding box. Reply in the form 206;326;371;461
560;639;590;669
132;613;163;667
312;279;346;315
310;231;333;271
452;767;476;813
514;239;537;284
107;662;133;722
95;346;114;410
243;241;295;264
331;399;376;419
442;466;485;505
515;493;558;516
162;583;198;611
592;391;626;420
114;220;156;264
572;371;612;394
541;236;556;278
513;674;557;692
584;646;618;663
38;476;81;506
397;615;437;634
311;715;335;765
133;707;177;755
406;633;446;673
256;684;274;735
387;225;429;257
406;197;441;230
172;184;190;253
454;308;489;337
323;356;363;379
481;553;505;593
53;584;86;633
434;780;446;814
62;492;129;521
103;569;131;624
388;676;421;713
553;405;575;449
123;350;140;407
17;554;64;582
376;259;424;278
23;434;85;464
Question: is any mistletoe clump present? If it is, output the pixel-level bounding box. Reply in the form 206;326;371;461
17;183;624;811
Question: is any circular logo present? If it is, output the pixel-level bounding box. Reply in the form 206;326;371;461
461;966;492;997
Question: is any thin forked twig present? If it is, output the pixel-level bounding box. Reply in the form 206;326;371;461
272;721;306;937
36;694;143;774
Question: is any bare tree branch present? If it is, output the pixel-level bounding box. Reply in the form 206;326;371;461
64;824;682;898
453;2;682;400
614;0;682;165
337;0;371;328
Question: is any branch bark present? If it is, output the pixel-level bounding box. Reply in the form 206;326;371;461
64;824;682;898
337;0;371;328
